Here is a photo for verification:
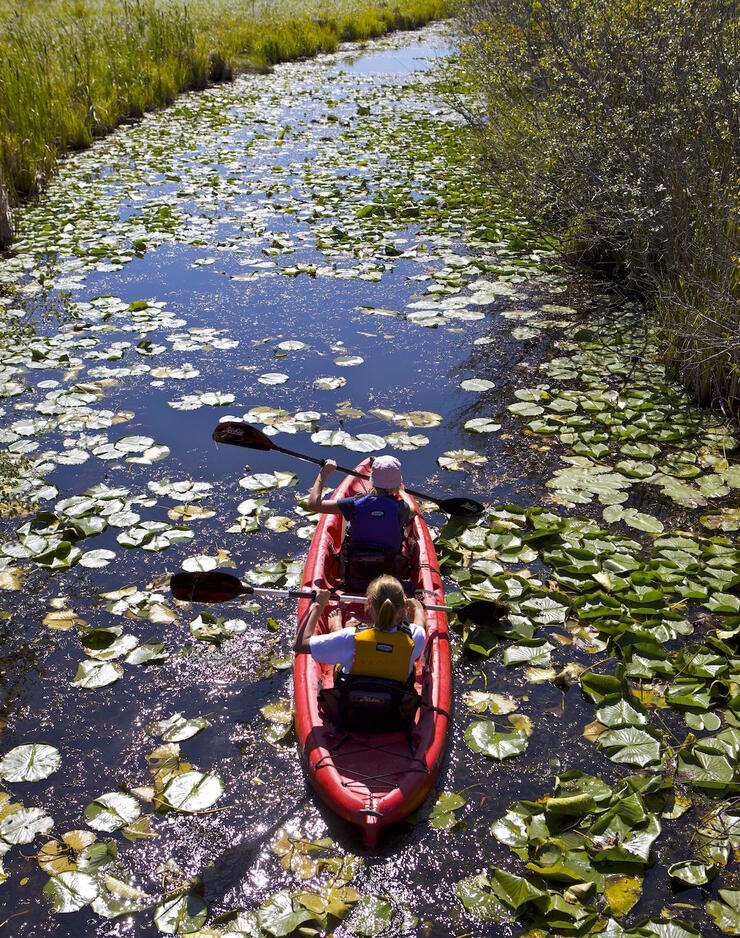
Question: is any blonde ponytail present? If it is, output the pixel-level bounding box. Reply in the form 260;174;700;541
366;575;406;632
376;598;397;631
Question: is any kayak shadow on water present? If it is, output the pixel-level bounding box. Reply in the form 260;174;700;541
202;798;312;908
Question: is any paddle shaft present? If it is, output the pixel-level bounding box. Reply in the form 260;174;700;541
269;439;434;505
212;421;484;517
244;582;452;614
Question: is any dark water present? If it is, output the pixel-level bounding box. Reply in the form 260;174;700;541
0;24;735;937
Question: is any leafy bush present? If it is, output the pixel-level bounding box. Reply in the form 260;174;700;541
458;0;740;414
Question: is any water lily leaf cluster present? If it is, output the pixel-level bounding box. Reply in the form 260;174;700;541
462;770;675;931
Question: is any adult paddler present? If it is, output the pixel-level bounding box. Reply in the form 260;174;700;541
307;455;418;587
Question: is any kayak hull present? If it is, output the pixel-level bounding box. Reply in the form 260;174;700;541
293;460;451;848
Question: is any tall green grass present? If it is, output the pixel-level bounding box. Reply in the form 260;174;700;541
0;0;447;200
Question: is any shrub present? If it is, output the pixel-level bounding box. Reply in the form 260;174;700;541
458;0;740;414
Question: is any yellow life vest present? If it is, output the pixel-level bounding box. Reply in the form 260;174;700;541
349;623;414;684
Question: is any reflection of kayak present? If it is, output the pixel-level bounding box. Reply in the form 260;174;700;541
294;459;451;848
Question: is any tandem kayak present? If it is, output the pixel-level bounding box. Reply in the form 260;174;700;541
293;459;451;848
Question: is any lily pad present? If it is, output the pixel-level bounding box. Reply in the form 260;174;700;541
0;743;61;782
464;722;527;759
84;792;141;832
43;871;99;913
162;771;224;813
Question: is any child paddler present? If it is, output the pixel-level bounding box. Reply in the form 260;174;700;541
294;575;426;683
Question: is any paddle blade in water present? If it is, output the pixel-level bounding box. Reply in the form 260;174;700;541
212;421;273;451
456;599;508;625
171;571;247;603
435;496;486;518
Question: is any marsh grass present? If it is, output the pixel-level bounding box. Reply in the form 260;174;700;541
0;0;447;199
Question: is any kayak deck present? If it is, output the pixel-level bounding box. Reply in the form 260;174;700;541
293;460;451;848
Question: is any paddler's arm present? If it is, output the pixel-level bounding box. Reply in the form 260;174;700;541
307;459;342;514
398;483;418;522
404;597;426;629
294;588;330;654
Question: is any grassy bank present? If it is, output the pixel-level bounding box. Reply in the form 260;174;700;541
457;0;740;417
0;0;447;201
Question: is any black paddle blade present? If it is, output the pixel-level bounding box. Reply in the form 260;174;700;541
436;496;485;519
456;598;508;625
212;421;273;451
171;571;247;603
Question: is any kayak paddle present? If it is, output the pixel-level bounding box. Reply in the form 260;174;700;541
212;420;485;519
171;571;506;624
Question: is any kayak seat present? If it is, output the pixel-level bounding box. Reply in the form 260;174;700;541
318;673;421;736
338;537;418;593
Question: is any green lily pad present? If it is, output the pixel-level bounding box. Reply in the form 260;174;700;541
464;722;527;759
154;892;208;934
0;743;61;782
456;874;511;923
148;713;210;742
257;891;314;937
43;871;99;913
0;806;53;843
350;896;393;937
71;660;123;689
162;771;224;813
84;792;141;832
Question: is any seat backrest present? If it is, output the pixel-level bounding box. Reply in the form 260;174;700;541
319;675;421;735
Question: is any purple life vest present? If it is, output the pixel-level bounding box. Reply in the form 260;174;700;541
349;494;404;553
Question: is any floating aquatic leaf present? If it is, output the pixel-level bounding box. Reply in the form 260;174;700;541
701;509;740;531
43;871;99;913
0;743;60;782
313;376;346;390
92;873;152;919
488;868;545;910
84;792;141;832
148;479;212;502
0;806;53;844
163;771;223;813
707;889;740;935
429;791;466;829
350;896;393;937
257;891;315;937
154;892;207;935
71;660;123;689
464;722;527;759
239;471;298;492
464;418;501;433
462;691;518;714
438;449;487;471
603;874;642;916
334;354;363;366
79;549;116;568
456;874;511;923
603;506;665;534
258;372;289;385
668;860;715;886
461;378;494;392
149;713;210;742
386;431;429;450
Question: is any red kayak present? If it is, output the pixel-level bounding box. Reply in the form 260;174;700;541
293;459;451;848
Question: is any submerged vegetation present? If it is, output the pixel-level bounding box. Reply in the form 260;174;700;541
0;0;447;201
457;0;740;417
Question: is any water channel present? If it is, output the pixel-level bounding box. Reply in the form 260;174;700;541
0;22;739;938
